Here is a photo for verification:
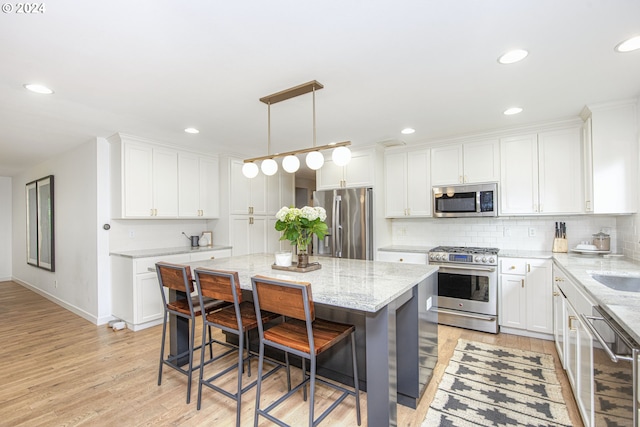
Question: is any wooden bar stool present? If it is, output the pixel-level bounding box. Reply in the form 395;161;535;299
155;262;227;404
251;275;361;427
193;268;284;427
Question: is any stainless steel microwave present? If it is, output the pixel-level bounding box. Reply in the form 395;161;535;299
433;183;498;218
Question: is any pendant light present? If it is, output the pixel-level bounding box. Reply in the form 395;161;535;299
243;80;352;177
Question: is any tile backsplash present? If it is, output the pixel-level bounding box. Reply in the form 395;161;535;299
391;215;620;253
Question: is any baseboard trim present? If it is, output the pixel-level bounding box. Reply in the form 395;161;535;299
12;277;105;326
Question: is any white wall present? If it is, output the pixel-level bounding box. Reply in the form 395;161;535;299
0;177;12;281
11;139;105;324
390;215;619;252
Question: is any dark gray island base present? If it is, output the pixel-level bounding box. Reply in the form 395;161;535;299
178;253;438;427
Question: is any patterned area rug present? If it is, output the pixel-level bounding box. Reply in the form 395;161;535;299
423;339;572;427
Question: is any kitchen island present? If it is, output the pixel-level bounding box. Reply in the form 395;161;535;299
185;253;439;427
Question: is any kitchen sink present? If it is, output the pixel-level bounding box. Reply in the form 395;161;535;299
591;274;640;292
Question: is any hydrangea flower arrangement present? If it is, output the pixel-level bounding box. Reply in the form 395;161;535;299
275;206;328;253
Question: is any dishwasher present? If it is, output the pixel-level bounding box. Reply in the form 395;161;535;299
582;305;639;427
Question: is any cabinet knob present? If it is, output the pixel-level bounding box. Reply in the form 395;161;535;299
399;258;404;262
210;256;215;260
510;265;516;270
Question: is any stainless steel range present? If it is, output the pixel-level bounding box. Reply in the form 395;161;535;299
428;246;499;334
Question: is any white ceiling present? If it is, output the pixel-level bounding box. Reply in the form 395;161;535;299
1;0;639;177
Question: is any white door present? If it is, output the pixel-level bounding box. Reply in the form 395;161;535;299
500;134;538;214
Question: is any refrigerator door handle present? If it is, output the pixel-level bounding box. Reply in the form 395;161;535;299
334;195;342;257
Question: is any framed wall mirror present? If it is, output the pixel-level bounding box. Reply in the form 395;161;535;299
26;175;55;271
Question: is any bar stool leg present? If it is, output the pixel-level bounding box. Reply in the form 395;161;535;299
158;311;168;386
236;329;244;427
253;341;265;427
309;356;316;427
186;318;197;404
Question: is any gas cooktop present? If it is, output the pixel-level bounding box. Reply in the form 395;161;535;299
428;246;499;265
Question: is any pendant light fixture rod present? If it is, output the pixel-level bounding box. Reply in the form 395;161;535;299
243;141;351;163
267;101;271;155
312;85;316;148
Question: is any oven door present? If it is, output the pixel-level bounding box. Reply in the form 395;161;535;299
434;263;497;316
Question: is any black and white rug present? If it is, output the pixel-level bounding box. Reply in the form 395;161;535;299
423;339;572;427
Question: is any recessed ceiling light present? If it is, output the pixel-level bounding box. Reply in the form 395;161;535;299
24;83;54;94
497;49;529;64
615;35;640;52
184;128;199;134
401;128;415;135
503;107;523;116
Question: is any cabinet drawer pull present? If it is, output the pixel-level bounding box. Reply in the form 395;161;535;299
527;263;531;273
521;279;525;288
553;291;560;297
568;315;577;331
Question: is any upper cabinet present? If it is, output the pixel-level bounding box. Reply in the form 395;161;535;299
109;133;219;219
178;153;220;218
384;148;431;217
228;158;294;216
581;100;638;214
316;148;375;190
430;139;500;185
500;126;582;215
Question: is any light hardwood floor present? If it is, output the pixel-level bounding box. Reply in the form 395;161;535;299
0;281;583;426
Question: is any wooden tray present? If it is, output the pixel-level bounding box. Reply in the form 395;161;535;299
271;262;322;273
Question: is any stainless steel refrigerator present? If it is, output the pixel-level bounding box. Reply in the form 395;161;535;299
312;187;373;260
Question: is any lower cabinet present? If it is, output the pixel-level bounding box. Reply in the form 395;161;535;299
111;248;232;331
553;263;596;427
499;258;553;338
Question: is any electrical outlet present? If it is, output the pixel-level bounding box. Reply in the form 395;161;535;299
528;227;536;237
503;227;511;237
54;280;58;288
128;230;135;238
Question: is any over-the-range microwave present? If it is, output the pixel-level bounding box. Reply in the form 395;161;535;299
432;183;498;218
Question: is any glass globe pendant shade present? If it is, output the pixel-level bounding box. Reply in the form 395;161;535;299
305;151;325;170
261;158;278;176
282;155;300;173
242;162;259;178
332;146;352;166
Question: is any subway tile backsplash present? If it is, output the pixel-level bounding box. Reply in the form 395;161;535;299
391;215;620;253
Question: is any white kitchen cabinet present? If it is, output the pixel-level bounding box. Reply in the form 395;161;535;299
230;215;268;256
430;139;500;185
384;148;431;217
499;258;553;337
552;281;566;367
553;263;596;427
500;126;582;215
316;148;375;190
229;158;292;216
111;136;179;218
229;159;268;215
581;100;638;214
110;249;231;331
376;250;428;264
178;153;219;218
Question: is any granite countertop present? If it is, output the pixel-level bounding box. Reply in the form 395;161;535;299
110;245;232;259
499;249;554;259
553;253;640;344
189;253;438;313
377;245;434;254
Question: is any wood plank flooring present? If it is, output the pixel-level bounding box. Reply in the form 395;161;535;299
0;281;583;426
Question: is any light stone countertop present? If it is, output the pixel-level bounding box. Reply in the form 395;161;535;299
553;253;640;343
499;249;554;259
110;245;232;259
188;253;438;313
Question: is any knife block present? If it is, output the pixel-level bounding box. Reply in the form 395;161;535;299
552;238;568;253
